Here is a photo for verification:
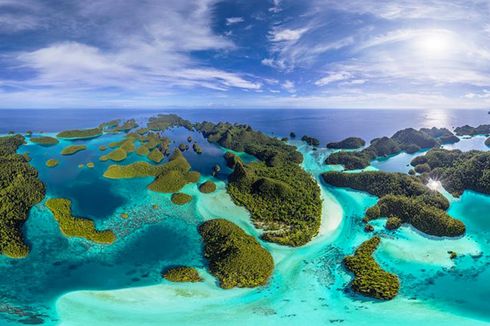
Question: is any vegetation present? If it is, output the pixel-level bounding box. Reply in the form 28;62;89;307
301;135;320;147
136;144;150;156
0;135;45;258
113;119;138;132
171;193;192;205
212;164;221;176
187;136;193;142
199;181;216;193
193;143;202;154
46;159;59;168
87;162;95;168
199;219;274;289
106;148;127;162
344;237;400;300
224;152;241;168
290;132;296;138
61;145;87;155
228;160;322;246
162;266;202;282
322;171;465;237
99;145;107;151
486;137;490;147
178;143;189;151
410;149;490;196
326;127;458;170
454;124;490;136
30;136;59;146
148;148;164;163
104;149;200;193
147;114;193;131
385;216;402;230
57;127;102;139
327;137;366;149
195;121;302;167
45;198;116;244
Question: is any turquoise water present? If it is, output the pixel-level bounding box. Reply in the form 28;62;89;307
0;110;489;325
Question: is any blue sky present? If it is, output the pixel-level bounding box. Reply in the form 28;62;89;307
0;0;489;109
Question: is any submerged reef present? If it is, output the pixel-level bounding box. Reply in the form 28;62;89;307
171;193;192;205
411;149;490;196
61;145;87;155
322;171;465;237
0;135;45;258
104;149;200;193
45;198;116;244
30;136;59;146
57;127;102;139
199;219;274;289
326;127;458;170
344;237;400;300
327;137;366;149
162;266;202;283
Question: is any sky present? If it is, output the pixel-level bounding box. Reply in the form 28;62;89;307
0;0;490;109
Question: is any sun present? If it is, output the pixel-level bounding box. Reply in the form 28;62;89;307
413;30;454;59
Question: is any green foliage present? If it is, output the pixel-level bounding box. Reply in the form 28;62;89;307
136;144;149;156
454;124;490;136
411;149;490;196
106;148;127;162
61;145;87;155
45;159;59;167
195;121;302;167
344;237;400;300
385;216;402;230
199;219;274;289
147;148;164;163
327;137;365;149
104;149;200;193
147;114;193;131
301;135;320;147
199;181;216;193
193;143;202;154
45;198;116;244
224;152;241;168
414;163;431;174
113;119;138;132
99;145;108;151
57;128;102;139
0;135;45;258
87;162;95;168
30;136;59;146
228;161;322;246
486;137;490;147
162;266;202;282
171;193;192;205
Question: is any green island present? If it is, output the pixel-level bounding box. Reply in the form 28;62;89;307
322;171;465;237
344;237;400;300
46;159;59;167
454;124;490;136
0;135;45;258
327;137;366;149
87;162;95;168
198;219;274;289
148;148;164;163
486;137;490;147
104;148;128;162
193;143;202;154
61;145;87;155
136;144;150;156
99;145;107;151
197;121;322;246
113;119;139;132
147;114;193;131
162;266;202;282
56;127;102;140
410;149;490;196
301;135;320;147
195;121;302;167
104;149;200;193
326;127;459;170
199;181;216;193
45;198;116;244
30;136;59;146
171;193;192;205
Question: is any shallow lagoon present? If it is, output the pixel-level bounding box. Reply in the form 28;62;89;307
0;109;489;325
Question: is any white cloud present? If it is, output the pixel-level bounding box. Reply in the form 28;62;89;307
282;80;295;92
315;72;352;86
226;17;244;25
270;28;308;42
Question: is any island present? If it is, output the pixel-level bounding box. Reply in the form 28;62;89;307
30;136;59;146
326;127;459;170
0;135;45;258
454;124;490;136
198;181;216;193
147;114;193;131
410;148;490;196
344;237;400;300
322;171;465;237
57;127;102;140
61;145;87;155
148;148;164;163
171;193;192;205
162;266;202;282
192;143;202;154
46;159;59;167
327;137;366;149
45;198;116;244
486;137;490;147
301;135;320;147
198;219;274;289
104;149;200;193
196;121;322;246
